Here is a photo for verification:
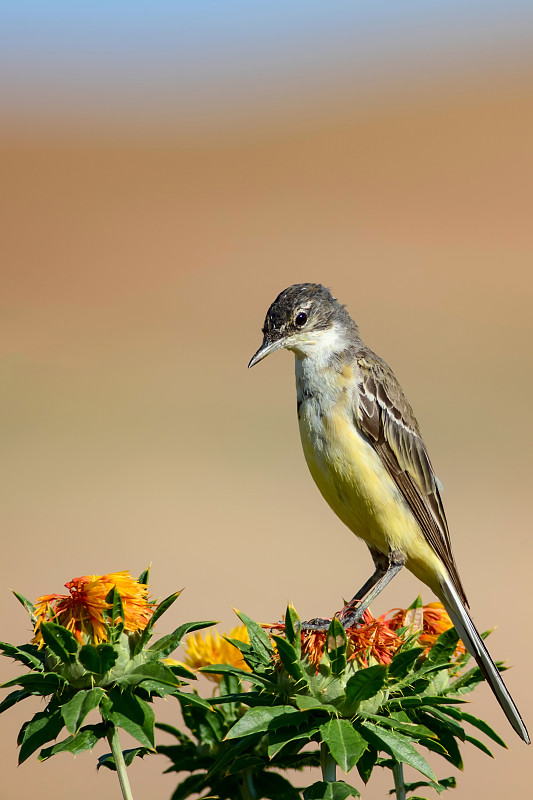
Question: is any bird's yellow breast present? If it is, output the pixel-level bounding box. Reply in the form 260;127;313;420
297;375;446;594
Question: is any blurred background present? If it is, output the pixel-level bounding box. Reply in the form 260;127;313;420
1;1;532;798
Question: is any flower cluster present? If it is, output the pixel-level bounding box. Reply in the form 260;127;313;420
163;601;501;800
301;609;404;669
1;567;215;800
32;570;154;647
246;600;461;672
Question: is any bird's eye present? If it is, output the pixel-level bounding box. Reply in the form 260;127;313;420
294;311;308;327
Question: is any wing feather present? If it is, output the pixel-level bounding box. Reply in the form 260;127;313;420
355;352;468;606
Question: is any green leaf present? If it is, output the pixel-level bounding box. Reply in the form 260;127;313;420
387;696;465;709
320;719;367;772
270;747;321;772
409;662;457;681
426;628;460;666
140;681;179;697
147;620;216;658
254;771;304;799
284;605;302;654
206;732;261;778
225;705;298;739
427;704;462;721
158;743;208;774
208;691;263;706
166;661;197;681
345;665;387;706
169;773;208;800
356;745;377;784
172;690;213;711
40;622;79;663
460;712;507;748
0;641;44;670
3;671;65;695
222;636;256;657
18;708;64;764
435;776;457;792
97;746;152;770
304;780;360;799
137;567;150;586
61;688;105;734
362;714;435;740
39;724;108;759
224;753;266;775
406;595;424;611
0;688;31;714
465;734;494;758
268;727;318;758
271;635;307;684
389;647;425;678
219;670;242;697
136;591;182;649
79;643;117;674
269;709;317;733
295;695;337;713
199;663;272;688
12;591;36;623
419;707;466;741
416;736;449;760
361;721;436;780
448;665;486;694
105;586;125;641
180;700;225;747
105;689;155;749
416;718;463;769
235;609;274;663
326;618;347;676
118;661;179;688
390;776;457;796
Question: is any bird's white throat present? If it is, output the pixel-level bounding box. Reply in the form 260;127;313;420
288;321;350;366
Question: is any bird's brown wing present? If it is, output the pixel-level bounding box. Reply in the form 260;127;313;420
355;350;468;606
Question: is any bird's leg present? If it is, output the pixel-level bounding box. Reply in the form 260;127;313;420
338;548;405;629
302;567;389;630
301;549;405;632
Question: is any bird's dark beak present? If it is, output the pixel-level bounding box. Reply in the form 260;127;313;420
248;336;285;368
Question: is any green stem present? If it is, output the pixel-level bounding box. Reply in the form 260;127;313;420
320;742;337;783
107;725;134;800
240;768;257;800
393;761;406;800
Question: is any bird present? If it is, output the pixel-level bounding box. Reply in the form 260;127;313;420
248;282;529;744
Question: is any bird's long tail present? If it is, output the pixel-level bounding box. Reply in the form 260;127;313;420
439;577;530;744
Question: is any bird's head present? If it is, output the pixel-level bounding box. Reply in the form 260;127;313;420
248;283;358;368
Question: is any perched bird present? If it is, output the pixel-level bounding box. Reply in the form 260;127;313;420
249;282;529;744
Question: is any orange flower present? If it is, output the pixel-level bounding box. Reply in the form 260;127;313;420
345;610;404;667
298;610;403;669
388;602;464;656
184;626;251;683
32;571;153;647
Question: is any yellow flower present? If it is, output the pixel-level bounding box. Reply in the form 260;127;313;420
184;626;251;683
32;571;153;647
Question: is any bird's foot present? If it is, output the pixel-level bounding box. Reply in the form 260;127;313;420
336;598;366;630
301;617;333;632
298;599;368;633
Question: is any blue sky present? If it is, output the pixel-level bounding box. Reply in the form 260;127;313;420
1;2;532;125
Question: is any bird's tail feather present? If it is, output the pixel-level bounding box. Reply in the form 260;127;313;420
439;578;530;744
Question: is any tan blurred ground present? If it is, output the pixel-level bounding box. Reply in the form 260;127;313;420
1;67;532;798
